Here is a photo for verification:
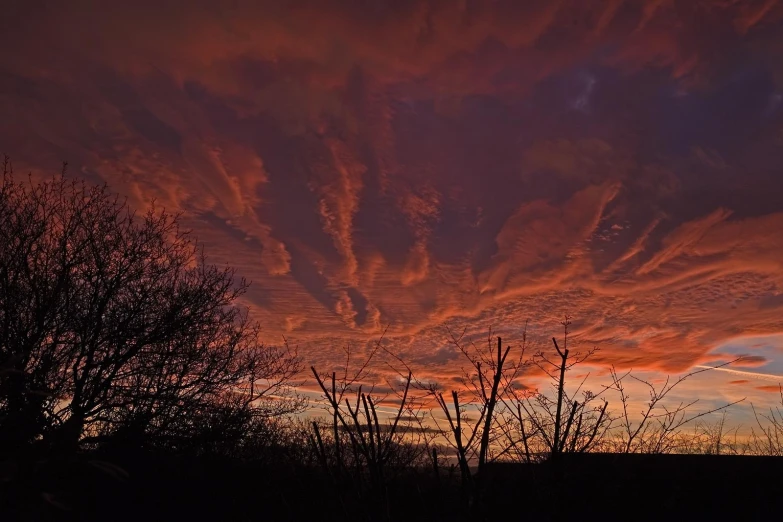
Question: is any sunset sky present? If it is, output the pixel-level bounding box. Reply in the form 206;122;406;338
2;1;783;419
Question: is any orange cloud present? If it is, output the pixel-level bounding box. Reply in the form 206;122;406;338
1;0;783;414
315;136;366;285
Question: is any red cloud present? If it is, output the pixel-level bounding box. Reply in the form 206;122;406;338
1;0;783;406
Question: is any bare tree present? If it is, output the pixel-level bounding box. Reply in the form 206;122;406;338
503;317;612;461
308;338;431;522
429;328;528;489
748;385;783;456
0;159;302;454
499;318;745;459
607;361;744;454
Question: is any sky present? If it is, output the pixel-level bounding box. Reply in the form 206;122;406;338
2;0;783;419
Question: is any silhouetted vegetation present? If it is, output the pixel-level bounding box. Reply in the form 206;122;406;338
2;160;782;521
0;160;304;515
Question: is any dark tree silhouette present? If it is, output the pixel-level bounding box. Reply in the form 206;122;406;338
430;328;527;493
0;158;302;455
510;317;611;459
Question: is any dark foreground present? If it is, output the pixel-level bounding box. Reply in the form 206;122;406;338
2;451;781;521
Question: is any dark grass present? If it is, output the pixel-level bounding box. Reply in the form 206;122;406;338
3;450;782;521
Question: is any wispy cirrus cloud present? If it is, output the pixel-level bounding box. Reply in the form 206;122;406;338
1;0;783;411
